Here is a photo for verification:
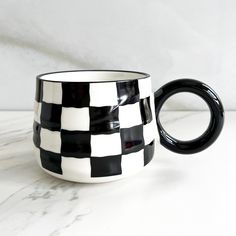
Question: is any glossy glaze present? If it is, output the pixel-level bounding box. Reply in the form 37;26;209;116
33;70;224;183
33;71;156;183
154;79;224;154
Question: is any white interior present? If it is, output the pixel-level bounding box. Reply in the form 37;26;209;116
38;71;149;82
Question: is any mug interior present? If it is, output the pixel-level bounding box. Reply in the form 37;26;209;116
37;70;150;82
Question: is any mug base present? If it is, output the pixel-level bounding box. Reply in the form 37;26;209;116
39;166;142;183
34;146;153;183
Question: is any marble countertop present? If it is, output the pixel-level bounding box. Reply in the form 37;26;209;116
0;111;235;236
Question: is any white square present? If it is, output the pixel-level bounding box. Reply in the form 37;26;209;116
143;121;156;145
138;78;152;99
119;103;142;128
43;81;62;104
62;157;91;180
33;146;42;168
90;82;118;107
61;107;90;131
149;93;155;119
40;128;61;153
34;101;41;124
91;133;122;157
121;150;144;176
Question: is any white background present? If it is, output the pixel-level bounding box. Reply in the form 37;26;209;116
0;0;234;110
0;1;235;235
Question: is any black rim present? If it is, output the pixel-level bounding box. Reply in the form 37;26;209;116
36;69;150;83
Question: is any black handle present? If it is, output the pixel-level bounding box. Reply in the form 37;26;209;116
154;79;224;154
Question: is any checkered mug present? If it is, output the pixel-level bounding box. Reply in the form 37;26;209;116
33;70;224;183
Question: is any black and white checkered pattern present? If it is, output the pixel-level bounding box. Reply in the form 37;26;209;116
33;77;156;182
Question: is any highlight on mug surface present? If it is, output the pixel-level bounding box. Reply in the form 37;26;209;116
33;70;157;183
33;70;224;183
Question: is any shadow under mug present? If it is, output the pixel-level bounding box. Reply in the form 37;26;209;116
33;70;224;183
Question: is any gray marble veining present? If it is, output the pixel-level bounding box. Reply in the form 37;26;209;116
0;111;234;236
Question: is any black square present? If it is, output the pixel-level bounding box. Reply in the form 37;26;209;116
116;80;140;105
89;106;119;134
35;79;43;102
40;149;62;174
140;97;152;125
62;82;90;108
40;102;62;131
33;121;41;148
120;124;144;154
144;140;155;166
61;130;91;158
90;155;122;177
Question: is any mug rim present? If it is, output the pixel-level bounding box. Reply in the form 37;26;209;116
36;69;150;83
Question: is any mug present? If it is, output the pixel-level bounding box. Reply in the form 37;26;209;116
33;70;224;183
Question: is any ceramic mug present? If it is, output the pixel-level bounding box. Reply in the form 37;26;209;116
33;70;224;183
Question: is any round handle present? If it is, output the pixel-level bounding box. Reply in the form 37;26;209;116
154;79;224;154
